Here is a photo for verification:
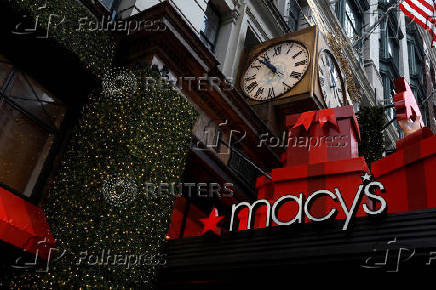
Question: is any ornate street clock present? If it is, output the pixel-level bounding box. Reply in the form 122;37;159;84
241;41;310;101
238;26;348;115
318;49;345;108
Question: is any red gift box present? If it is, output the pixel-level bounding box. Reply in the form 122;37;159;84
371;129;436;214
282;106;361;167
0;186;55;260
236;157;370;230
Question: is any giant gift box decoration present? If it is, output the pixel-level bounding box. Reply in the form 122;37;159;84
281;106;361;167
371;129;436;213
237;106;368;230
371;78;436;214
0;186;55;260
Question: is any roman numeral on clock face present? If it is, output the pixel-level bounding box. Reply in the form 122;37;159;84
273;45;282;56
286;43;294;54
251;65;261;71
319;77;325;87
292;50;303;59
255;87;264;97
295;60;307;66
290;71;303;78
245;75;256;82
268;87;275;99
246;81;258;93
262;53;270;61
282;82;292;93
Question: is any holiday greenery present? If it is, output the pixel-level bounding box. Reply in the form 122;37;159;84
4;0;115;77
2;0;198;287
357;105;386;165
9;69;197;288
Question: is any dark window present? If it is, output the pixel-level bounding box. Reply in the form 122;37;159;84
336;0;363;60
408;40;416;74
0;54;66;198
387;29;399;68
287;0;300;32
382;74;394;119
99;0;117;10
200;3;221;52
344;1;360;40
244;28;260;52
407;22;427;126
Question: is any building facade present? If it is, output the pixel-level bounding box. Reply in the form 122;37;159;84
1;0;435;238
1;0;436;284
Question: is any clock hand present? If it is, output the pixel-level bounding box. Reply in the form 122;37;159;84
259;58;278;74
329;66;337;88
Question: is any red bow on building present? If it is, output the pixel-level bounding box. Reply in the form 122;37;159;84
394;77;424;128
292;108;338;131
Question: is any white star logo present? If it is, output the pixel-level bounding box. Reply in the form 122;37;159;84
361;173;372;182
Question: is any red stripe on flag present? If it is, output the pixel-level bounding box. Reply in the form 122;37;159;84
402;0;434;30
400;3;436;39
406;0;435;13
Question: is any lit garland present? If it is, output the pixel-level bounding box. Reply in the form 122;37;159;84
8;69;197;288
2;0;198;287
357;105;386;165
4;0;115;77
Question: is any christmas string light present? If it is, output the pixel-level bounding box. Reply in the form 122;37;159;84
2;1;199;284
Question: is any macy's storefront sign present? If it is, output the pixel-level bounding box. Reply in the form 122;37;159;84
229;177;386;232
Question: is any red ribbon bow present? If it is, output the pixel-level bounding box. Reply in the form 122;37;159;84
292;108;338;131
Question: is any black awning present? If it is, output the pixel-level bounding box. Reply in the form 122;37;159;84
160;209;436;287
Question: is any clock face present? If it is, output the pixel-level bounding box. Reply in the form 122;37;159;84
318;50;344;108
241;41;310;101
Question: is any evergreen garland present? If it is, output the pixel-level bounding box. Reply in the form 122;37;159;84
357;106;386;165
2;0;198;288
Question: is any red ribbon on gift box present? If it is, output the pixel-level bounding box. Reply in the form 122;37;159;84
292;108;338;131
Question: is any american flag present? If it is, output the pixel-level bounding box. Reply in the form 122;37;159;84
399;0;436;46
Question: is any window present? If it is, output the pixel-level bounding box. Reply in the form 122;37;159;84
336;0;364;60
244;28;260;52
387;29;399;68
287;0;300;32
408;40;416;74
382;74;394;120
407;25;426;126
99;0;117;10
200;2;221;52
0;54;66;198
344;1;360;40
